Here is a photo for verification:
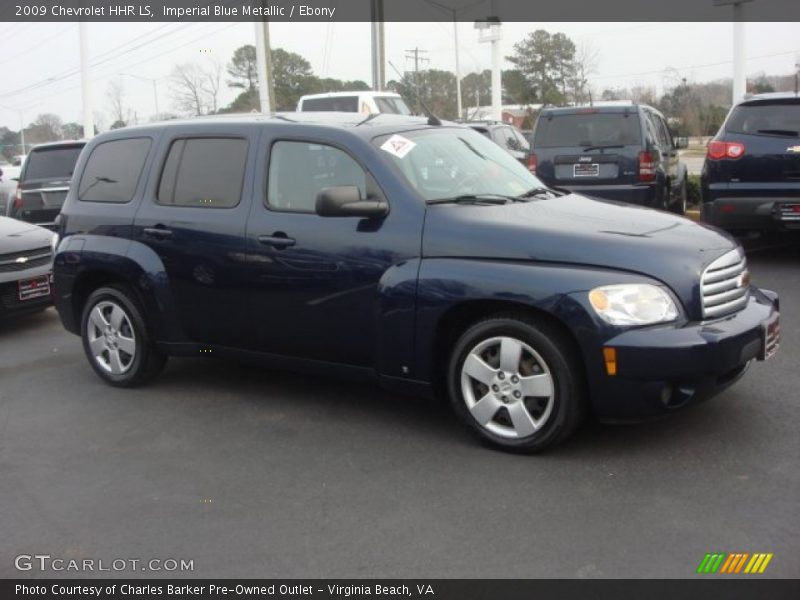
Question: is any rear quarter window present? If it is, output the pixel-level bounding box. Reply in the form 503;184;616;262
534;112;641;148
725;102;800;137
157;137;248;208
24;145;84;180
78;138;151;203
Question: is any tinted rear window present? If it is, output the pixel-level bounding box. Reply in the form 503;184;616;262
157;138;248;208
534;113;641;148
301;96;358;112
78;138;151;203
725;101;800;137
24;145;83;180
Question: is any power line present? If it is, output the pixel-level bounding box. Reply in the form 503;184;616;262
0;24;75;68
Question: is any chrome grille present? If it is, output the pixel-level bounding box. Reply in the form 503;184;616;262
701;249;749;319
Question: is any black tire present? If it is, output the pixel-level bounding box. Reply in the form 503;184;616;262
447;314;585;453
80;285;167;387
671;179;688;215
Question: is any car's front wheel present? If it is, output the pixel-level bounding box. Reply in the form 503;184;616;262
81;286;166;387
447;315;585;453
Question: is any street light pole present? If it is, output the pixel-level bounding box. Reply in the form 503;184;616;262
453;17;462;119
78;21;95;138
713;0;754;105
122;73;160;117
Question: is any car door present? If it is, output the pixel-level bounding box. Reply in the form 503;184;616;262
244;131;423;369
132;125;259;346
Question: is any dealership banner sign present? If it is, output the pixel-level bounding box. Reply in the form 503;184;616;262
4;0;800;22
5;579;800;600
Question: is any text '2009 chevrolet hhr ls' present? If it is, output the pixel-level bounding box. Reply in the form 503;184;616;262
52;113;780;452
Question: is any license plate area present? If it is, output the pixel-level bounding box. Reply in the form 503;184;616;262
18;275;50;301
759;314;780;361
573;163;599;177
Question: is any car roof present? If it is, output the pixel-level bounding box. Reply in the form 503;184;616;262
539;103;653;116
739;91;800;106
91;112;458;143
29;139;87;151
299;91;403;100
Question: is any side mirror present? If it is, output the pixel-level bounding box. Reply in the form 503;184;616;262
673;136;689;149
316;186;388;218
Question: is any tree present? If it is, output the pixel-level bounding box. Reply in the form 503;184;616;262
271;48;317;110
227;45;258;91
62;122;84;139
389;69;458;119
460;70;491;111
106;78;130;127
507;29;577;106
25;113;63;145
170;59;222;116
569;42;598;105
502;69;533;105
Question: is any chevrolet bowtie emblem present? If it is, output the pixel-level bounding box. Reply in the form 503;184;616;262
15;256;28;264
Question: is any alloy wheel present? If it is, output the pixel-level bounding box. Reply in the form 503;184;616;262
86;300;137;375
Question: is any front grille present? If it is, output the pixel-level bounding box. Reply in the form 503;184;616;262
701;249;749;319
0;246;52;273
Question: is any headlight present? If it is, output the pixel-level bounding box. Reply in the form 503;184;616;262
50;232;59;254
588;284;678;326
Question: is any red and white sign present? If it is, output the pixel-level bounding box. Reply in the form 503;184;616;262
380;135;416;159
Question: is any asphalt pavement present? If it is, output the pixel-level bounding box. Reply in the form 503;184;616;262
1;236;798;579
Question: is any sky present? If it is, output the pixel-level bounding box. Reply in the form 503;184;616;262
0;19;798;131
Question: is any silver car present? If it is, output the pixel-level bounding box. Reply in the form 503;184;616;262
0;216;54;318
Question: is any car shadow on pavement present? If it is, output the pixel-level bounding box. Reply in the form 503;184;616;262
0;307;54;336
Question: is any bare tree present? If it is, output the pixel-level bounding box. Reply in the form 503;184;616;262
569;42;599;105
201;58;223;114
106;78;130;127
170;63;209;116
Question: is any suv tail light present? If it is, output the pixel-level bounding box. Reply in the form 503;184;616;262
13;184;22;210
638;151;656;182
527;152;538;174
707;140;745;160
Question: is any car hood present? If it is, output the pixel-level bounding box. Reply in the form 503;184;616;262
0;217;53;254
422;194;737;314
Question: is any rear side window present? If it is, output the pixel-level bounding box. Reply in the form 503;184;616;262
301;96;358;112
534;113;641;148
25;145;84;180
157;138;248;208
78;138;151;203
267;141;366;212
725;102;800;137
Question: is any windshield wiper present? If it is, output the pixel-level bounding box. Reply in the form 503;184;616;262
427;194;516;205
582;144;624;152
756;129;799;137
518;186;562;199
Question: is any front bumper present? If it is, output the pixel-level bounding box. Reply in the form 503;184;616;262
0;263;53;317
580;287;780;420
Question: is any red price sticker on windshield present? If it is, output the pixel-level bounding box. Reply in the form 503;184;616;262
380;135;416;158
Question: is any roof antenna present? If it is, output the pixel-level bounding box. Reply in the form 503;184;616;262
387;60;441;126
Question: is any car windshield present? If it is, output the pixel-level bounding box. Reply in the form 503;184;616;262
534;112;641;148
374;127;545;202
726;101;800;137
24;145;83;180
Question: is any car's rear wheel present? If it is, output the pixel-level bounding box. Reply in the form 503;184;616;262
80;286;166;387
672;179;688;215
447;315;585;453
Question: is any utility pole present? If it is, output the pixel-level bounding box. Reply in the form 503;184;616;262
78;22;95;138
476;13;502;122
405;47;429;114
122;73;160;117
254;19;274;112
713;0;753;105
426;0;463;120
370;0;385;91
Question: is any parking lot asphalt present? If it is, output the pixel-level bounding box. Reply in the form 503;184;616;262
1;236;798;579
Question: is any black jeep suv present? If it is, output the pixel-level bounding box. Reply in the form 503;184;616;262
531;103;688;213
701;92;800;232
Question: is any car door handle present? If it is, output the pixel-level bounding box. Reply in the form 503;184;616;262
258;234;296;248
143;226;173;240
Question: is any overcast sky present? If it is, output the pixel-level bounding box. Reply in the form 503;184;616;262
0;20;798;130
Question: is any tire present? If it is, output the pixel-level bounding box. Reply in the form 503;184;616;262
671;179;688;215
447;314;585;453
80;285;167;387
